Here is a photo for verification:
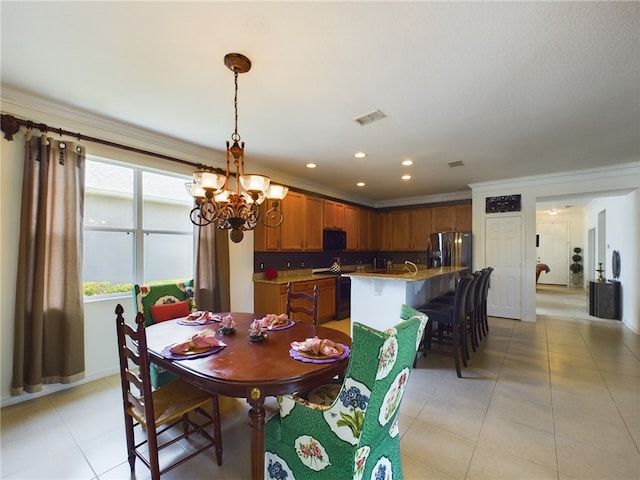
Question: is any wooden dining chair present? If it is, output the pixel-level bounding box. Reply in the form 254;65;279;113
114;304;222;480
286;282;319;325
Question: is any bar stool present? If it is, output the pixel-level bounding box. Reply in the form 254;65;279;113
416;274;473;378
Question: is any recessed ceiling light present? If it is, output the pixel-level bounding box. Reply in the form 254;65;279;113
354;152;366;159
402;160;413;166
549;209;558;216
356;182;365;187
401;175;411;180
306;163;317;169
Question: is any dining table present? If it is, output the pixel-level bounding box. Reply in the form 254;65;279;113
144;312;352;480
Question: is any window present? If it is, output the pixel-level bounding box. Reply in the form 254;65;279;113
83;158;194;297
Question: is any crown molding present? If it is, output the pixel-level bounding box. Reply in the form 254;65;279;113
374;190;472;209
0;86;220;164
469;162;640;193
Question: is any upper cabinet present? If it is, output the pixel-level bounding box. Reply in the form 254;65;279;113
255;191;470;252
369;211;380;251
453;204;472;231
358;208;371;251
344;205;359;251
431;204;472;232
255;192;323;251
324;200;345;230
304;196;324;250
386;208;432;250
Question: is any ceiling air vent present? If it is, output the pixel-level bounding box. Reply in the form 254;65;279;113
354;109;387;126
448;160;465;168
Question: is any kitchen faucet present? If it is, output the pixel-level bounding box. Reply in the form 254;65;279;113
403;260;419;275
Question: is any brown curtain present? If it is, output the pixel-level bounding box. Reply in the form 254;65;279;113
12;132;86;395
195;225;231;312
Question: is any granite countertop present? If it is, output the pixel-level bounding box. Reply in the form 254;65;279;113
252;269;336;284
344;266;468;282
253;265;468;284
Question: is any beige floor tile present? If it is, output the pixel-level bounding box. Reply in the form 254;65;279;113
3;446;96;479
553;401;637;456
402;454;460;479
494;383;552;412
466;443;558;480
476;413;557;470
556;434;640;479
401;419;476;478
548;351;597;369
487;390;554;433
417;395;486;441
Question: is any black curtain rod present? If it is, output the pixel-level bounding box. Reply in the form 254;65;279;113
0;113;348;204
0;113;220;172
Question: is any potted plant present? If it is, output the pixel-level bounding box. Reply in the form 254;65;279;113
569;247;583;287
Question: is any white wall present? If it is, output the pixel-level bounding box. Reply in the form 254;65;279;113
585;191;639;333
536;209;586;287
0;100;256;406
471;163;640;330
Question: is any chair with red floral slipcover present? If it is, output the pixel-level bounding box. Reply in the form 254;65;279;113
264;304;427;480
133;279;195;388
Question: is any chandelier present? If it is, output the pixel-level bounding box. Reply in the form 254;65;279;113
185;53;288;243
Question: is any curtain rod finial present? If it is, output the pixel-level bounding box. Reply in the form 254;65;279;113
1;114;21;141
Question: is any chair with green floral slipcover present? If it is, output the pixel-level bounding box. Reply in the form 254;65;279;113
264;304;427;480
133;279;195;388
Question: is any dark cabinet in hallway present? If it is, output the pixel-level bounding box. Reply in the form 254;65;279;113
588;281;621;320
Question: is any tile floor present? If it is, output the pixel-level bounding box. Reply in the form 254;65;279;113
2;288;639;479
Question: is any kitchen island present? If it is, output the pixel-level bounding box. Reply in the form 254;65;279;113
344;266;468;332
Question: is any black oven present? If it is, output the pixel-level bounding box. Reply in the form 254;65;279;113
334;274;351;320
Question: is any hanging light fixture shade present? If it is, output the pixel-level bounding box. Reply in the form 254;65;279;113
186;53;287;242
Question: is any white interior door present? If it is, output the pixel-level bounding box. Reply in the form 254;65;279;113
536;222;568;285
486;216;522;319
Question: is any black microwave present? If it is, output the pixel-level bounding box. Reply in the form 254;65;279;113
323;229;346;251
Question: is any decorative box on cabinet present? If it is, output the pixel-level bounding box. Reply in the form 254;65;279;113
588;281;621;320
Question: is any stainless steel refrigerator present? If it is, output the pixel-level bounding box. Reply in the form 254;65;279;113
428;232;472;268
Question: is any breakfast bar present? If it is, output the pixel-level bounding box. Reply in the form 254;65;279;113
344;266;468;332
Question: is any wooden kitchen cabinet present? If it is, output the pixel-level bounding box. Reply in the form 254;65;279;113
386;208;432;250
253;283;288;316
280;191;307;250
369;211;381;250
431;204;472;232
358;208;371;251
256;192;323;251
390;210;411;250
317;278;336;322
304;195;324;250
324;200;345;230
254;277;335;324
253;202;282;251
452;204;472;231
344;205;359;250
410;208;432;250
431;206;453;232
379;212;393;250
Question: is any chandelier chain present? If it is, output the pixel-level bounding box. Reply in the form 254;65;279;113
232;70;240;141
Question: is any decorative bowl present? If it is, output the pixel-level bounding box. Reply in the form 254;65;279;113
249;333;267;343
218;326;236;335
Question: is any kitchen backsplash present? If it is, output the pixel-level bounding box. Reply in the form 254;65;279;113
254;251;430;273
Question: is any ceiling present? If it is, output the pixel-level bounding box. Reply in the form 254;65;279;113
2;2;639;209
